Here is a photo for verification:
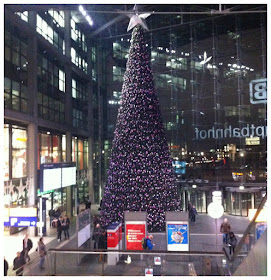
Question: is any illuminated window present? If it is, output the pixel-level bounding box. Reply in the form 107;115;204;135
15;11;28;22
4;77;28;113
36;13;65;54
12;127;27;178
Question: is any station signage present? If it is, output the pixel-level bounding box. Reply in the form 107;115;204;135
40;162;76;193
9;217;37;227
4;207;38;227
126;221;146;250
167;222;189;251
245;137;260;146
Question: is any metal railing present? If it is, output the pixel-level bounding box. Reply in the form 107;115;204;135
45;248;228;276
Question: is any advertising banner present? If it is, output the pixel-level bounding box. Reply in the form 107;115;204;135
126;222;146;250
256;222;267;240
167;222;189;251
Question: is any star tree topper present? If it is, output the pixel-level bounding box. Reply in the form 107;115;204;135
127;4;151;31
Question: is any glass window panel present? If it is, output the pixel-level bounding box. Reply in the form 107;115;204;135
12;52;20;66
12;128;27;178
12;81;20;96
21;98;28;113
13;37;20;52
4;92;11;108
21;84;28;99
12;96;20;110
4;77;11;93
4;126;9;180
4;46;11;61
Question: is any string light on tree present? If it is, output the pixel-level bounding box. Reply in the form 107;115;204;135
100;13;180;232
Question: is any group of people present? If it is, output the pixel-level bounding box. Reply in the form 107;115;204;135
11;233;47;276
220;218;237;255
56;215;70;241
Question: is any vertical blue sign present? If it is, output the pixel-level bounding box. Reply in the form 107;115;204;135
256;222;267;240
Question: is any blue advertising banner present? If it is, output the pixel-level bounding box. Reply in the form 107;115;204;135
9;217;37;227
172;161;186;174
167;222;189;251
256;222;267;240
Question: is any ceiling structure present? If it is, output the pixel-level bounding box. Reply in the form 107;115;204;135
6;4;267;40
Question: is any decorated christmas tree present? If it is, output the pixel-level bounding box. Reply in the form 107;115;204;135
100;23;180;232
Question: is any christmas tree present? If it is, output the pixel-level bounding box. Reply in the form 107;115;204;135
100;25;180;232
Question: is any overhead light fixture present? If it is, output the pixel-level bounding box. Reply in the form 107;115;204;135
79;5;93;26
192;184;197;189
239;185;245;190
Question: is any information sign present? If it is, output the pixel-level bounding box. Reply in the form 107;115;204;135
145;268;154;276
167;222;189;251
207;202;224;219
9;217;37;227
154;257;161;265
126;222;146;250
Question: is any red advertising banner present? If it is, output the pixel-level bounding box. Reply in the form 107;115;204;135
107;224;122;248
126;223;146;250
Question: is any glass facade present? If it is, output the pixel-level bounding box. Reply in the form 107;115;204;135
72;75;88;129
38;132;65;168
4;123;27;180
72;137;89;170
37;50;65;123
70;14;88;73
4;27;28;113
36;11;65;54
109;13;267;185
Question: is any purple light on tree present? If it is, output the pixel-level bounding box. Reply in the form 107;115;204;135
100;25;180;232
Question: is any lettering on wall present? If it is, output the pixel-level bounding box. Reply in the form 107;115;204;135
249;78;267;104
194;124;267;140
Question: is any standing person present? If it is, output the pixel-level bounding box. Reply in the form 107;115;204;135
57;216;63;241
85;197;91;210
22;233;33;262
220;218;231;244
63;215;70;240
13;251;25;276
37;237;46;269
93;223;102;249
4;257;9;276
146;235;155;250
228;232;238;255
48;209;55;228
190;205;198;223
98;229;107;262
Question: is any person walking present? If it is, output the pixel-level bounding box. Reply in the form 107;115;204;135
57;216;63;241
13;251;25;276
228;232;238;255
63;215;70;240
22;233;33;262
190;205;198;223
37;237;46;269
220;218;231;244
4;257;9;276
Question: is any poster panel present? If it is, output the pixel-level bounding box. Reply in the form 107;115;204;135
167;222;189;251
126;221;146;250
